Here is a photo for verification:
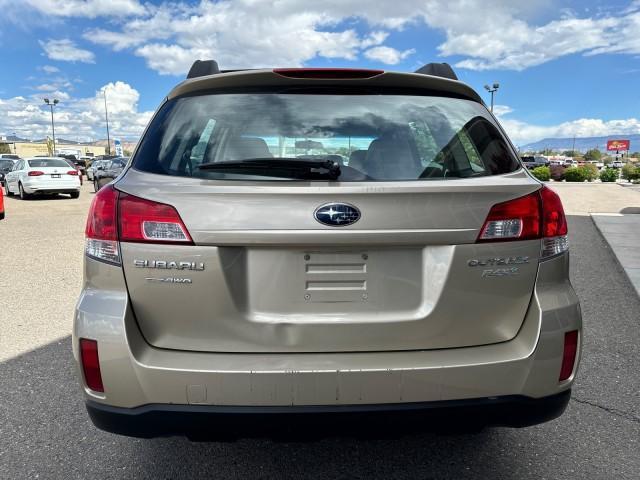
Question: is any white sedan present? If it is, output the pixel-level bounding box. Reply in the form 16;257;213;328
4;157;81;199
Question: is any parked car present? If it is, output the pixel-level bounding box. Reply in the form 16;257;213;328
611;160;624;168
586;160;605;170
0;181;4;220
4;157;80;199
0;154;20;160
63;158;83;186
520;156;549;169
75;61;581;439
86;159;107;181
58;154;87;178
93;157;128;191
0;158;16;186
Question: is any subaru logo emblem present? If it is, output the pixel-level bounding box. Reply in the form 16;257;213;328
314;203;361;227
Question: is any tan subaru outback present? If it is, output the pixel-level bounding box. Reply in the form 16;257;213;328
73;61;581;438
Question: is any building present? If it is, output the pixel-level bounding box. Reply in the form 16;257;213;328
0;138;106;158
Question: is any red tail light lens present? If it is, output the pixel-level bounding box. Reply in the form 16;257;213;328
119;193;192;244
79;338;104;392
28;170;44;176
85;185;193;265
559;330;578;381
273;68;384;79
478;191;541;242
86;184;118;241
540;186;567;237
85;186;193;263
85;185;120;264
477;186;568;258
67;170;79;176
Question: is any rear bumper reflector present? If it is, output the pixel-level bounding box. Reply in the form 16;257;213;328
559;330;578;381
80;338;104;393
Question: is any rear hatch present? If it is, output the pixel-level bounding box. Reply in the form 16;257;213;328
116;80;542;353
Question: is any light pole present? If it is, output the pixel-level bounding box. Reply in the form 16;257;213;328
484;83;500;113
43;98;59;155
103;88;111;155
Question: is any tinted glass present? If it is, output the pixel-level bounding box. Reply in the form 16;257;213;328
0;159;14;170
28;159;70;168
134;93;520;181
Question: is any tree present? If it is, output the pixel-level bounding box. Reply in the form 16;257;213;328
0;143;11;154
538;148;554;155
583;149;602;161
562;150;580;158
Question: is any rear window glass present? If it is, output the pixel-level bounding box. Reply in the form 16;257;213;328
134;92;520;181
108;159;126;169
28;159;70;168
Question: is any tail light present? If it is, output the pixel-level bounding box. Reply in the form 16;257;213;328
28;170;44;176
119;193;192;243
273;68;384;79
477;186;569;259
559;330;579;381
85;185;192;265
85;185;119;264
67;170;79;176
79;338;104;392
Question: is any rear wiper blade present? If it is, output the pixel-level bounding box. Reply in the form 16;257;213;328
197;157;341;180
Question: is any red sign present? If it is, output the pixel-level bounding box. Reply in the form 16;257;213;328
606;139;630;151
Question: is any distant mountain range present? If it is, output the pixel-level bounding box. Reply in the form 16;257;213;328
1;135;137;152
520;134;639;153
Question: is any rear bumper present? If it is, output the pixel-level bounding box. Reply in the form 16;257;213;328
86;390;571;439
23;180;80;194
74;252;582;435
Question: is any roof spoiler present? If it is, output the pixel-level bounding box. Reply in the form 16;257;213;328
187;60;220;79
414;63;458;80
186;59;459;81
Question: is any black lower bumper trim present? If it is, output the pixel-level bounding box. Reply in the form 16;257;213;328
86;390;571;439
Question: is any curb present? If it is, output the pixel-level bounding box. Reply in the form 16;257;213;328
590;214;640;299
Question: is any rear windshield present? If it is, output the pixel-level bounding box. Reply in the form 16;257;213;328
133;92;520;181
108;159;127;169
28;159;70;168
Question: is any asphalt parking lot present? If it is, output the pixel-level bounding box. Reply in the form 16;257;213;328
1;183;639;479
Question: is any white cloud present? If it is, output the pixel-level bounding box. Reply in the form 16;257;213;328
493;106;640;145
491;105;514;117
364;46;415;65
40;39;95;63
5;0;640;74
24;0;145;18
0;81;152;141
83;0;403;75
78;0;640;74
40;65;60;74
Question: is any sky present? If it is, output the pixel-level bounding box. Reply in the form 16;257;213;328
0;0;639;146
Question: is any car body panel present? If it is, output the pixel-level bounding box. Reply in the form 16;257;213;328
73;251;581;409
116;169;543;353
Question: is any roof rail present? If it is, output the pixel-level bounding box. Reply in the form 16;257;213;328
187;60;220;79
414;63;458;81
